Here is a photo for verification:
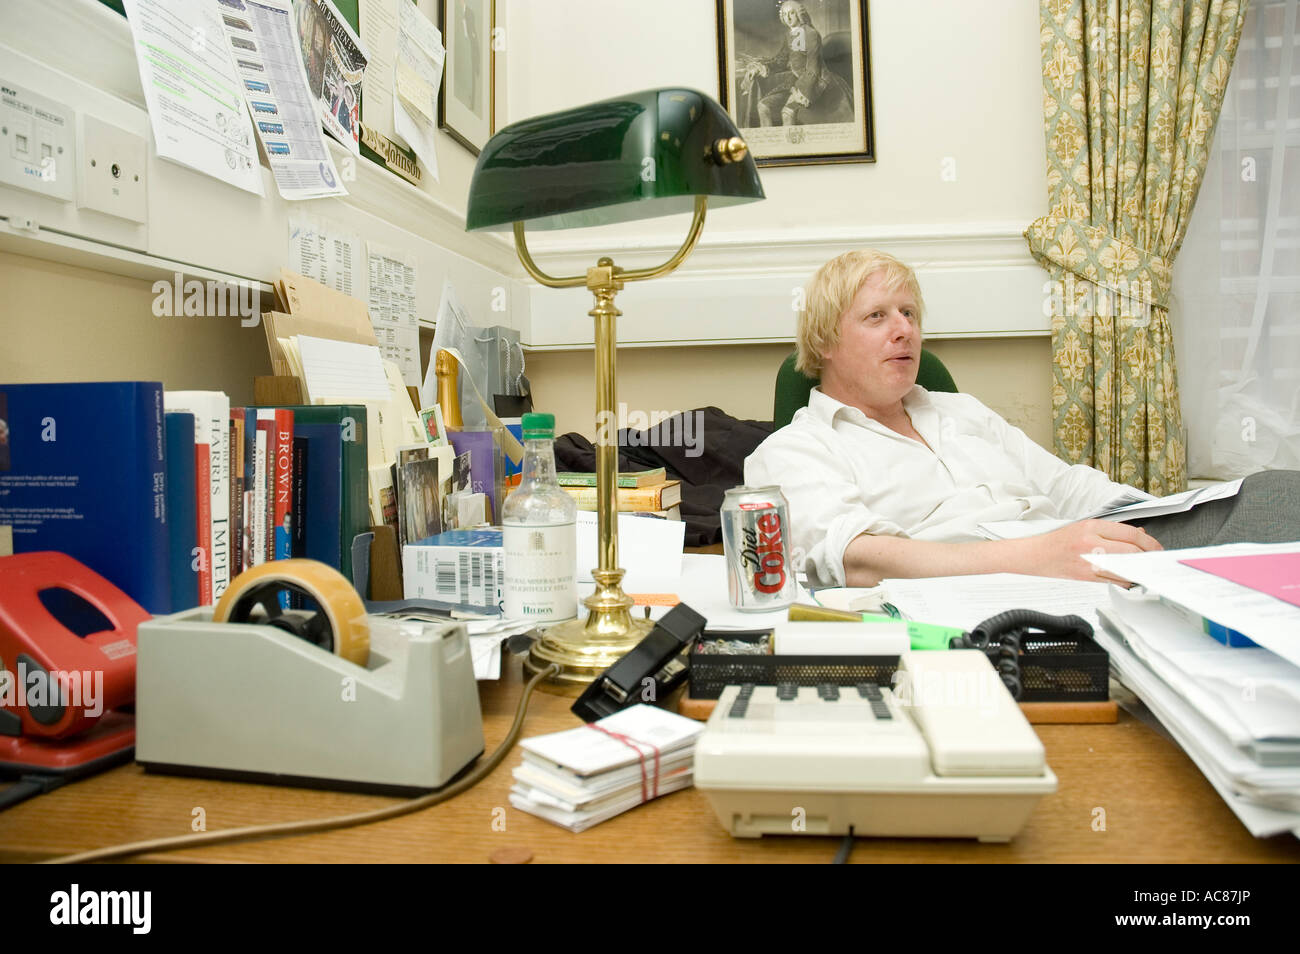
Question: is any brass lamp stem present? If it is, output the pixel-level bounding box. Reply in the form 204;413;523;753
517;197;709;691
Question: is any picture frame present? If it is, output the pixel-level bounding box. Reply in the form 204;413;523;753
438;0;495;155
716;0;874;167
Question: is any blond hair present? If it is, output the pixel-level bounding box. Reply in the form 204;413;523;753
795;250;925;377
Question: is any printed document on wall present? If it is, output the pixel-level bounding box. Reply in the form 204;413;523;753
294;0;368;155
393;0;444;181
122;0;262;195
219;0;347;199
288;212;363;299
366;242;420;386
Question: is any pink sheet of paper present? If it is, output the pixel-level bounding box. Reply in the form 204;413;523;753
1179;552;1300;609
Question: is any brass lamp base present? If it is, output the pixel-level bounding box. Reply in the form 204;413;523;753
523;568;655;695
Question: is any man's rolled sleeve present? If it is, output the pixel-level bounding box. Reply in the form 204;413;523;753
744;431;905;588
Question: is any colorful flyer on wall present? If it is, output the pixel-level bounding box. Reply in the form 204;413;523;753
218;0;347;199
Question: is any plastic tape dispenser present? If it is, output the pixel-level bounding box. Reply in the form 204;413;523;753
136;559;485;795
0;551;146;779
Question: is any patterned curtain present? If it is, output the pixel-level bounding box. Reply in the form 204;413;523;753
1026;0;1249;493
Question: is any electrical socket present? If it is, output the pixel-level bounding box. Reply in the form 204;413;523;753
77;114;147;223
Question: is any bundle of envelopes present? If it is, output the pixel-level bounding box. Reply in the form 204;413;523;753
510;705;704;832
1087;542;1300;839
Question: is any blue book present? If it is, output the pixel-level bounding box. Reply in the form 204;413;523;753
294;421;343;570
0;381;168;613
165;411;199;613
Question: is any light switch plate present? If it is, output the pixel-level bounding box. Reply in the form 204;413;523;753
77;113;148;223
0;79;75;202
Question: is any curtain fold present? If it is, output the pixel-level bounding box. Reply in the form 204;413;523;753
1027;0;1249;493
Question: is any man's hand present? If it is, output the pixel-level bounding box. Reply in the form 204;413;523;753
1024;520;1162;584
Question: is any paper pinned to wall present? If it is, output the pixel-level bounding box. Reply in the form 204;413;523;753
288;212;363;299
358;0;400;143
221;0;347;199
295;0;368;155
366;241;421;386
392;0;445;181
122;0;263;195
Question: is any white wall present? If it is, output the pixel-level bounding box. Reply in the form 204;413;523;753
505;0;1048;242
500;0;1053;348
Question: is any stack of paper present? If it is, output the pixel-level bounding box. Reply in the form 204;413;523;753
975;480;1241;540
510;706;704;832
1087;543;1300;837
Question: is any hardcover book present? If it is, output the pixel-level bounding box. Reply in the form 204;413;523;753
562;480;682;512
165;391;231;600
0;381;169;613
165;411;199;613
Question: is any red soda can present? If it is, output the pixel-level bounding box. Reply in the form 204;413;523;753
721;486;798;611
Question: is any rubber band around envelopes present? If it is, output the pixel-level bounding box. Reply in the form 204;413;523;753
584;723;662;802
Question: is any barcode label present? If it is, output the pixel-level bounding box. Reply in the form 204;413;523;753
435;559;456;595
410;548;504;609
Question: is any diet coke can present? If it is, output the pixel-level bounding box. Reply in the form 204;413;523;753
721;486;798;611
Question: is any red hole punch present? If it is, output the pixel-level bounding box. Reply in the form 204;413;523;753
0;552;147;779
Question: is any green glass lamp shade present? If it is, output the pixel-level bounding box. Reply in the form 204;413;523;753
465;88;765;232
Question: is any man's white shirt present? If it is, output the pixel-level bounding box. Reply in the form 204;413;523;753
743;386;1140;587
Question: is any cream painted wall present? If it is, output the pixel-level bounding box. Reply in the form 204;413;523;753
0;251;270;404
505;0;1048;249
507;0;1057;452
526;336;1054;450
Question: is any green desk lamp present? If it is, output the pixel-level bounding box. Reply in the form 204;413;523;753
466;87;765;691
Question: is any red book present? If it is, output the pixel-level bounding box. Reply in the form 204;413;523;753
272;409;294;563
255;412;275;563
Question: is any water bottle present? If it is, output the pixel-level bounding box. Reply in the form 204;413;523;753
501;412;577;621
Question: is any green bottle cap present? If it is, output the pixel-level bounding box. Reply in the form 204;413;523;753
522;412;555;439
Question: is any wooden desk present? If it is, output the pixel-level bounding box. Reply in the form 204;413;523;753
2;653;1298;863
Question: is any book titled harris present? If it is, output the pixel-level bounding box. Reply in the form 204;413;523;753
0;381;168;613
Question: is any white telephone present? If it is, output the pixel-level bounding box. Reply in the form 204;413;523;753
692;649;1056;842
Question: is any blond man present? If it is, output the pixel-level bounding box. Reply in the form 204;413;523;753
744;249;1168;588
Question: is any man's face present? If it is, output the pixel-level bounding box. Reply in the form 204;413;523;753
820;270;922;412
780;6;798;27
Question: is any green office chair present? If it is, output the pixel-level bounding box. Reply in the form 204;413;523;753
773;349;958;429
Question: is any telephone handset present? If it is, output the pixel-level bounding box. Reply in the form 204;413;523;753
693;650;1057;842
950;609;1096;700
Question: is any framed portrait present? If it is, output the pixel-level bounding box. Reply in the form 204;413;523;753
438;0;495;154
716;0;874;167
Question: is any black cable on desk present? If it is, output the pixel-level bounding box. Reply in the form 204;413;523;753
43;663;560;863
832;827;855;864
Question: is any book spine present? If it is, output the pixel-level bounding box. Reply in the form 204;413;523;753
205;399;231;599
142;384;169;614
562;485;668;510
242;408;256;572
228;411;244;578
253;425;268;566
273;409;293;563
291;437;308;559
194;440;213;604
556;473;659;488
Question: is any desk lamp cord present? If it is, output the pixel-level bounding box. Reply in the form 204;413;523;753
41;663;562;864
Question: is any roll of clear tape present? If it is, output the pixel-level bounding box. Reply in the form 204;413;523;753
212;559;370;666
